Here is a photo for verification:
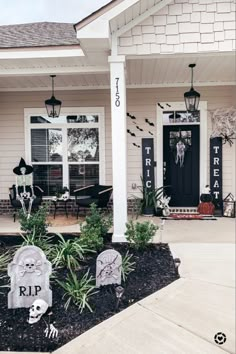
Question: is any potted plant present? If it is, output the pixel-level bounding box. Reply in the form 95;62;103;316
142;187;156;216
134;177;167;217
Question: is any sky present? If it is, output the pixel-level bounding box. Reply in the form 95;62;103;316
0;0;111;25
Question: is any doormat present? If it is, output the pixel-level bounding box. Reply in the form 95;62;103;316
162;213;217;220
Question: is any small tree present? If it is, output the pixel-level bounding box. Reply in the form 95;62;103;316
18;205;49;236
79;203;112;251
125;220;158;251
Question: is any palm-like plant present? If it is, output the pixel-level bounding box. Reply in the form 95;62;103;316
121;251;136;282
57;269;97;312
134;176;167;216
49;233;93;270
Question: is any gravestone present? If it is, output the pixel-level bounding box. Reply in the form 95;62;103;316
8;245;52;309
96;249;122;287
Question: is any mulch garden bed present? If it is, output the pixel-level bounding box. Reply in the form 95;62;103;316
0;235;179;352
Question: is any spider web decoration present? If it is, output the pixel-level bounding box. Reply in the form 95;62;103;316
210;107;236;146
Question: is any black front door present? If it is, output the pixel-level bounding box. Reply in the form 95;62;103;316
163;125;200;206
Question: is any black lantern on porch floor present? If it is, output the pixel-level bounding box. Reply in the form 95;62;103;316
45;75;62;118
184;64;200;112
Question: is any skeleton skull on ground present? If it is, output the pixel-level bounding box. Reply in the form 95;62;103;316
19;257;42;276
28;299;48;324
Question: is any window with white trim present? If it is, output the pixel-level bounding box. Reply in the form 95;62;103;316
25;108;105;196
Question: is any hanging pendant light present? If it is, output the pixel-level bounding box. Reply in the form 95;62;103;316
45;75;62;118
184;64;200;112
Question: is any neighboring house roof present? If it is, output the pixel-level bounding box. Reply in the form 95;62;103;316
74;0;122;30
0;22;79;49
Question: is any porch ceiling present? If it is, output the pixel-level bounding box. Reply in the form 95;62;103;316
0;53;234;91
126;54;235;87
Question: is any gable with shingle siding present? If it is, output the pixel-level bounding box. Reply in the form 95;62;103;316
0;22;80;48
118;0;235;55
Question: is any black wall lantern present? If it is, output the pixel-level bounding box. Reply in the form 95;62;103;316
45;75;62;118
184;64;200;112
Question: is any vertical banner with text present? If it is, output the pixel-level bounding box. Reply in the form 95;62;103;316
210;137;223;213
142;138;155;190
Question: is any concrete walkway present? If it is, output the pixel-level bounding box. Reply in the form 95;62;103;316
53;242;235;354
0;214;235;244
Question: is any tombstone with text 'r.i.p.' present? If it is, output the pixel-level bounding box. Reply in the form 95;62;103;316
8;245;52;308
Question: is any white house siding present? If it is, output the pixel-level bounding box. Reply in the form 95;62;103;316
118;0;235;55
0;86;235;206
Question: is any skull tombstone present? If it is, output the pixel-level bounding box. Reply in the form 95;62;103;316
96;249;122;287
8;245;52;309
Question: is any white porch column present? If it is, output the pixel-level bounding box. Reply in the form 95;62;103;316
108;55;127;242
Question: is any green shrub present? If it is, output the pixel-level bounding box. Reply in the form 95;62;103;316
125;220;158;250
49;234;93;270
18;206;49;236
83;203;112;238
20;229;52;255
121;251;136;282
79;203;112;251
80;225;104;252
57;269;97;312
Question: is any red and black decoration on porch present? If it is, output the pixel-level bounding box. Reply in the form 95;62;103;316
210;137;223;215
197;185;215;215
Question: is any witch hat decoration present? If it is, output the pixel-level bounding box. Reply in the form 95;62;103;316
13;158;33;175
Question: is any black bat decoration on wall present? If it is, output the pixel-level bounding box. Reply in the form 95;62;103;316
127;112;136;119
166;103;171;107
132;121;137;124
145;118;155;127
148;131;153;136
136;126;143;131
133;143;140;148
127;129;136;137
158;103;164;109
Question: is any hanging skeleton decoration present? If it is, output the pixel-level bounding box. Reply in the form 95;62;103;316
210;107;236;146
170;130;191;168
13;158;35;219
28;299;58;338
175;140;186;167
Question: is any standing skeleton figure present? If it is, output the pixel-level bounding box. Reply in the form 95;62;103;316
175;141;186;167
13;158;35;219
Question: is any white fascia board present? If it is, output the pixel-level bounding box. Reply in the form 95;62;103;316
0;65;109;76
0;81;233;92
0;48;84;60
76;0;139;40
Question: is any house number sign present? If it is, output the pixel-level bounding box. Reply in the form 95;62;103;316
142;138;155;190
210;137;222;210
115;77;120;107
